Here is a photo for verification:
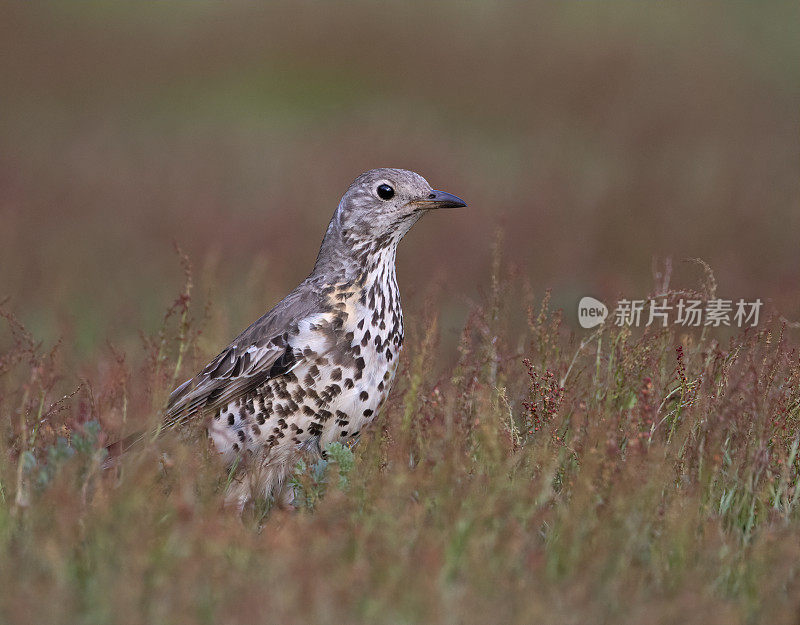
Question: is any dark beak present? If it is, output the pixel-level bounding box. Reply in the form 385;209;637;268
418;189;467;209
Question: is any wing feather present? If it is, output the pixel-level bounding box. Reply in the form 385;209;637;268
164;338;293;427
162;279;324;429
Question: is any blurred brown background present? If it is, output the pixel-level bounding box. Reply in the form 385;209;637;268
1;2;797;362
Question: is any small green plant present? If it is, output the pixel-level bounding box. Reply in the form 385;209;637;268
21;420;107;492
290;442;355;510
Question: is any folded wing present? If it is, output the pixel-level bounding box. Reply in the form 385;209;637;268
162;279;323;429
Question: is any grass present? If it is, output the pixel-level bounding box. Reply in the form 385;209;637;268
1;255;798;625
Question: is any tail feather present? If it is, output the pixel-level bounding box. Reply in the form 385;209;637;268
102;430;146;469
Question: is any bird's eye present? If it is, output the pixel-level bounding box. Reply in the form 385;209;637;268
377;184;394;200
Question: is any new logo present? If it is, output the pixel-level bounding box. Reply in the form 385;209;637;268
578;296;608;329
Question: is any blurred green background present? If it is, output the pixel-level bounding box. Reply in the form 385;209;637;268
1;1;798;360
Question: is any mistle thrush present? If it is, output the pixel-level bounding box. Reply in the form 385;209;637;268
164;168;466;509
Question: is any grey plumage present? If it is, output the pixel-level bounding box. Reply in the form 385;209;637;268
164;168;466;509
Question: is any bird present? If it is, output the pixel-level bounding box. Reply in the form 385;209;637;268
163;168;466;510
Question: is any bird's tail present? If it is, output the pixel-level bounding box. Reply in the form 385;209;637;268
102;430;146;469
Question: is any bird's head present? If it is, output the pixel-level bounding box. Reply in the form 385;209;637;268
313;168;466;278
336;167;465;241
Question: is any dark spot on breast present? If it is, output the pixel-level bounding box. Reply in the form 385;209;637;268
257;412;266;425
360;391;369;401
344;378;354;389
331;367;342;381
341;430;348;437
228;413;235;426
237;430;246;442
363;409;373;417
356;357;365;370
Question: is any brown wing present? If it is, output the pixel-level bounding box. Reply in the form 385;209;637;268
164;334;297;428
162;278;324;429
